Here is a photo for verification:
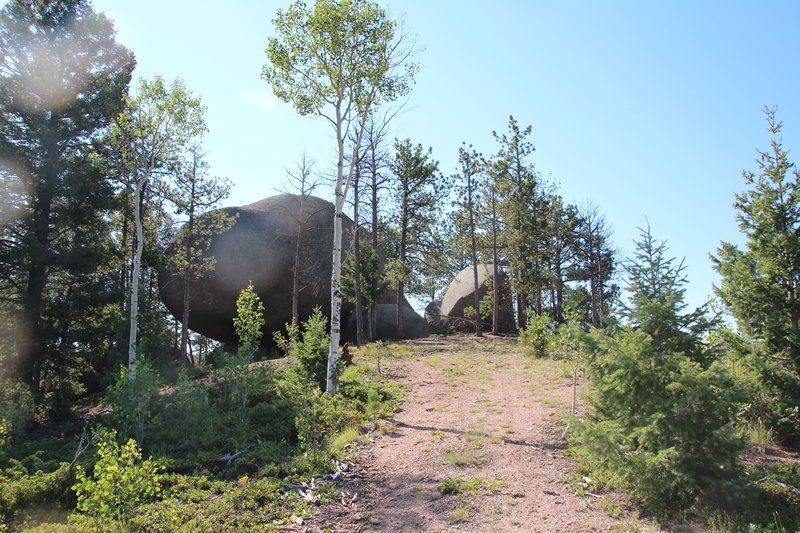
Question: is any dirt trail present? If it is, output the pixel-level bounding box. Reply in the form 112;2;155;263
304;336;659;533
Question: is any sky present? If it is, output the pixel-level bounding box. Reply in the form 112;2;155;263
88;0;800;313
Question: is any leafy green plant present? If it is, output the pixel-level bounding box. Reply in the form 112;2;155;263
72;430;163;524
154;369;214;452
233;281;265;357
438;476;506;495
0;379;34;445
217;283;267;431
104;357;161;446
519;312;556;357
217;351;255;433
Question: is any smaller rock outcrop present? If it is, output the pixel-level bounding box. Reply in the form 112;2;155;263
439;264;515;333
373;304;431;339
424;300;448;334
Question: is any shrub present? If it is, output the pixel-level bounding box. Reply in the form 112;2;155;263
72;430;163;524
571;227;748;516
233;282;265;358
276;307;331;390
574;327;747;515
0;463;73;517
0;380;34;445
153;369;214;452
518;312;556;357
215;283;267;433
216;350;255;434
104;358;161;446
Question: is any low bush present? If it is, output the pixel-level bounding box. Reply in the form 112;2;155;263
104;358;161;446
72;430;163;524
572;327;747;515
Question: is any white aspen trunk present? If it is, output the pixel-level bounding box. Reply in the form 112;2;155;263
327;91;374;395
327;110;346;396
327;190;345;395
128;177;145;371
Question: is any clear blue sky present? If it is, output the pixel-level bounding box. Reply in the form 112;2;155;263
89;0;800;313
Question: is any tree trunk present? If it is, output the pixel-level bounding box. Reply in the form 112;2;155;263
518;291;529;329
128;177;145;370
327;111;346;396
292;194;306;329
491;196;500;335
397;202;408;338
370;159;379;342
468;177;482;337
179;185;196;367
353;175;365;346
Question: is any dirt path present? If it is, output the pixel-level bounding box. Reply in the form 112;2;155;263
303;336;659;533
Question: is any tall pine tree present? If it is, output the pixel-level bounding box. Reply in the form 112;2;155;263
0;0;134;397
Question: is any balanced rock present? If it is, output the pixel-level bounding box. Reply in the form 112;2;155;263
440;264;515;332
159;194;352;345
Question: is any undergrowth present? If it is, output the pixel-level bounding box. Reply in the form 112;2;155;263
0;331;401;532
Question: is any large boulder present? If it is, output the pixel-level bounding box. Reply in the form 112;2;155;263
159;194;353;345
439;264;515;333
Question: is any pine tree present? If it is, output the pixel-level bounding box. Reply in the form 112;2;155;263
452;143;485;336
574;225;744;514
164;145;235;366
387;138;446;336
491;116;546;327
0;0;134;396
712;107;800;439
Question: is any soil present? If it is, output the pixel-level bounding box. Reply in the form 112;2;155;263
299;335;668;533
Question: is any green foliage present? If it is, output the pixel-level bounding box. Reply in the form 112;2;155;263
713;108;800;443
153;370;213;452
572;227;747;516
0;380;34;445
0;0;135;407
214;283;267;433
620;225;715;364
438;476;506;495
233;282;265;357
128;476;297;533
0;335;400;530
574;329;746;514
275;307;331;391
104;358;161;446
0;463;73;518
388;139;450;300
216;351;256;435
263;0;415;117
519;312;556;357
341;235;387;308
72;431;163;524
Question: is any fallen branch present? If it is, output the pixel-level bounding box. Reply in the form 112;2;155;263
69;422;100;470
219;444;254;465
312;460;365;481
756;477;800;498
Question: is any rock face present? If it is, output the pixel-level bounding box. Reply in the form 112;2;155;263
439;264;515;333
373;304;431;339
159;194;352;345
424;299;448;334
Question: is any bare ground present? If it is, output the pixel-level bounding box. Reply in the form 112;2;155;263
300;335;667;533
